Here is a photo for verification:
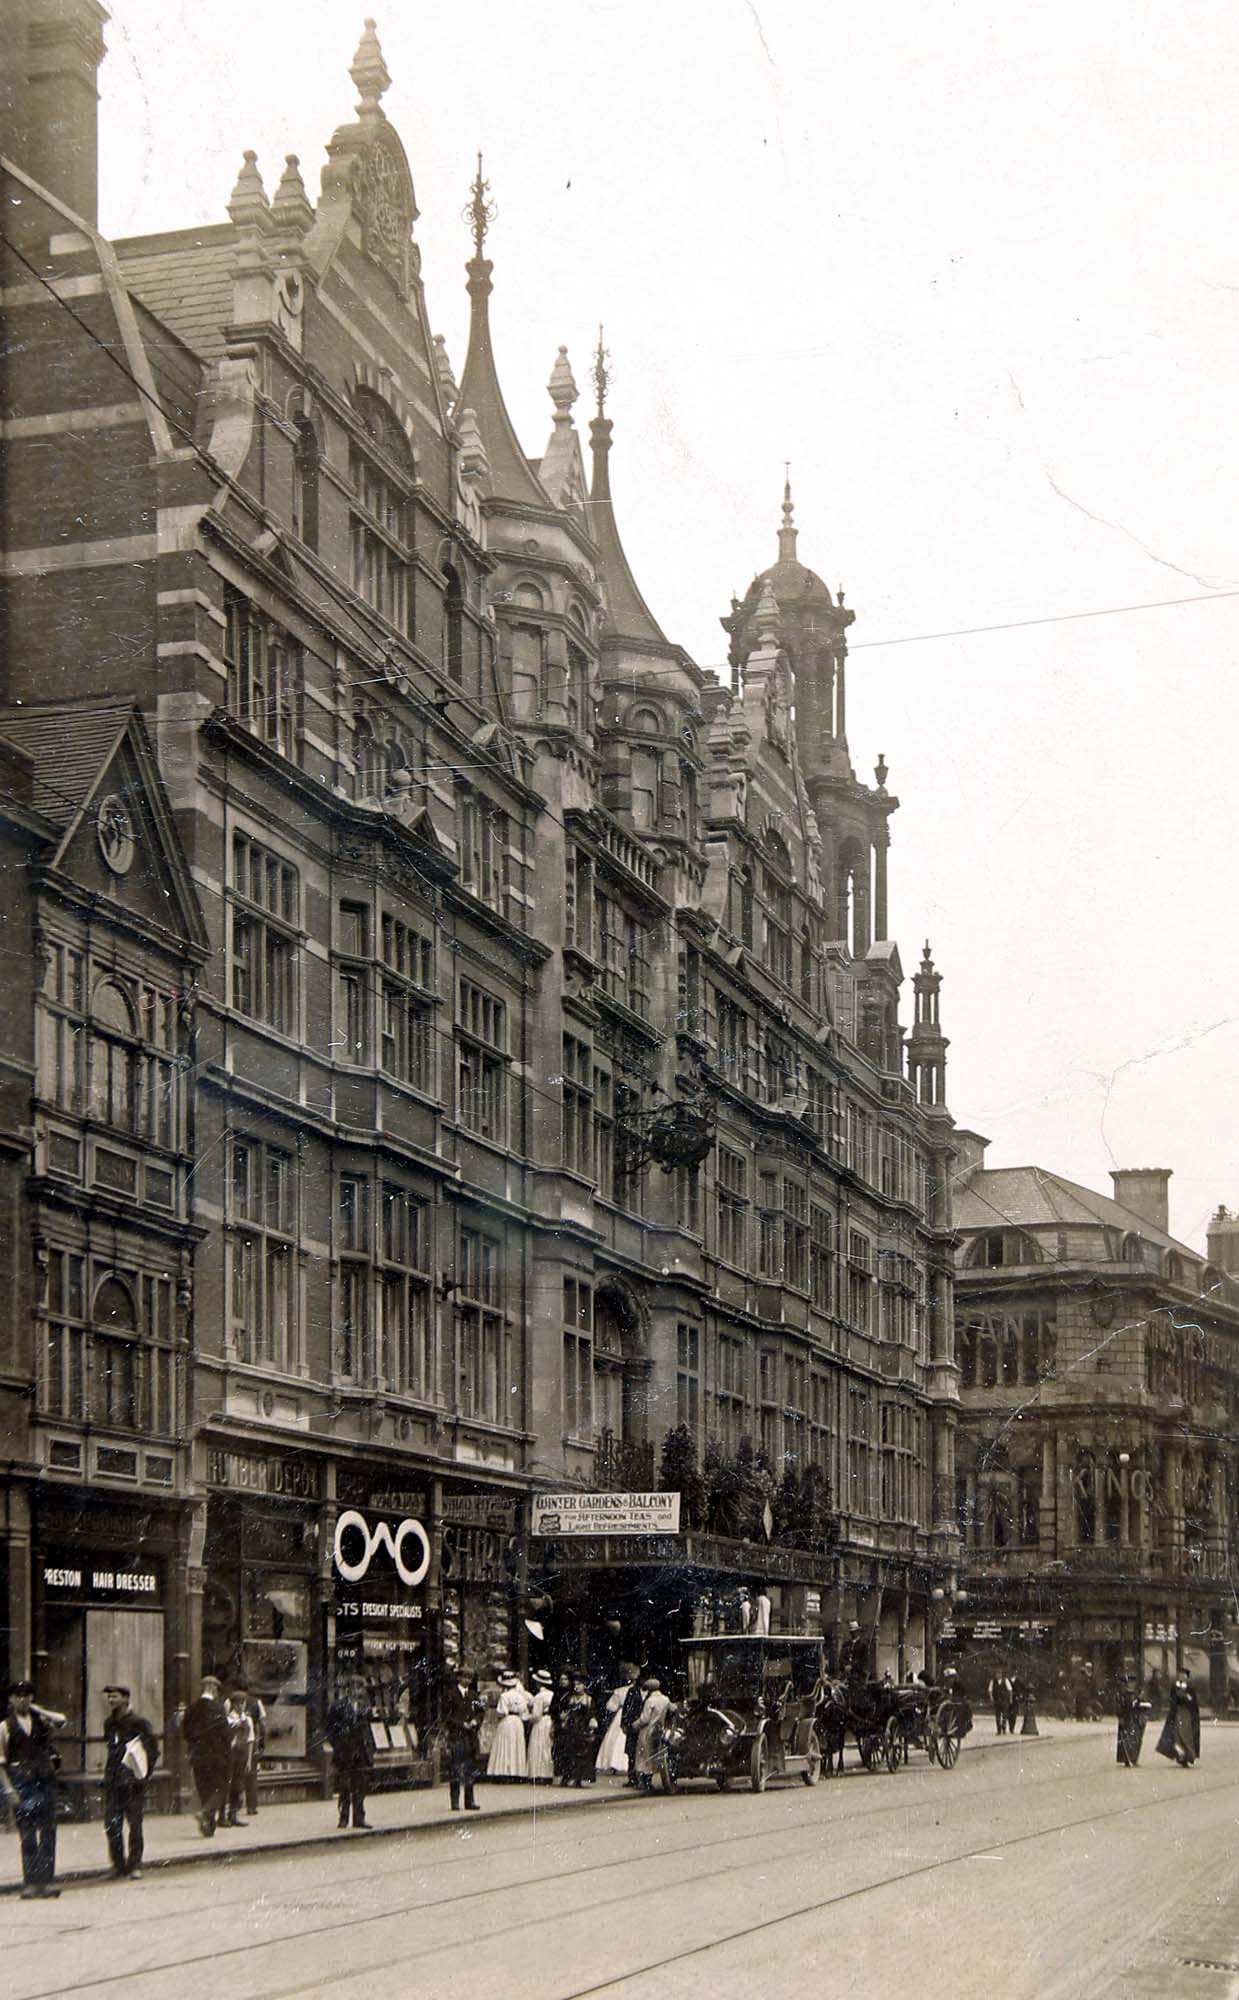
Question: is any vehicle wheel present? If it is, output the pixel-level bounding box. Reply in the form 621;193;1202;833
658;1764;678;1794
802;1728;822;1786
883;1717;903;1774
936;1708;961;1770
926;1721;941;1766
750;1736;768;1793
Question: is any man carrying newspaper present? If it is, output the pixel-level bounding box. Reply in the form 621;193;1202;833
101;1684;159;1879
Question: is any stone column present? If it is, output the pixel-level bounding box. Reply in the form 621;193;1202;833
874;832;889;942
1039;1432;1057;1556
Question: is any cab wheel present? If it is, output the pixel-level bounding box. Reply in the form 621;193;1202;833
750;1736;769;1793
802;1728;822;1786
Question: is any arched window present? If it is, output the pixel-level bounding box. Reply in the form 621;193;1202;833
93;1276;139;1429
89;980;137;1133
293;417;320;552
679;761;698;842
630;748;659;830
628;706;663;735
443;563;464;684
512;580;544;610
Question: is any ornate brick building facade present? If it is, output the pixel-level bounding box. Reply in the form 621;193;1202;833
953;1138;1239;1707
0;7;959;1793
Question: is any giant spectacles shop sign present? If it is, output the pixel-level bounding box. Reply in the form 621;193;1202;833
531;1492;681;1537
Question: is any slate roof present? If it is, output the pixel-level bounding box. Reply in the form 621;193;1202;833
0;697;130;829
955;1165;1196;1260
115;226;236;363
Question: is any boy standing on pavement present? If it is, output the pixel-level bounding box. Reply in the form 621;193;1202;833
101;1684;159;1879
0;1680;65;1899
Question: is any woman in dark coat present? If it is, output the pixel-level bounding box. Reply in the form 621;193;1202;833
1155;1672;1201;1767
557;1676;599;1786
550;1672;573;1783
1115;1675;1150;1766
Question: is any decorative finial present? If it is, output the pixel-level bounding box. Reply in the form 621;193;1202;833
548;344;578;417
592;324;611;417
755;577;780;641
350;18;392;115
272;154;314;234
465;152;496;257
837;585;846;607
227;150;270;227
875;753;888;791
778;465;797;561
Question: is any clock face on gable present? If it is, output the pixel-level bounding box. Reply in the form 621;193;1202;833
97;794;135;875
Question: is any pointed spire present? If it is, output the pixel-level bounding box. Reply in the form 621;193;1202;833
455;157;552;512
778;464;798;562
433;333;458;408
586;336;669;647
272;154;314;235
465;151;496;258
228;151;271;228
350;18;392;118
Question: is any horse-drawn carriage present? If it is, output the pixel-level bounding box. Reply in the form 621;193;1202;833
817;1675;972;1773
661;1635;827;1793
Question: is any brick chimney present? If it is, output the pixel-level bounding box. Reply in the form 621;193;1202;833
1207;1206;1239;1278
1110;1168;1172;1238
18;0;108;225
953;1129;989;1175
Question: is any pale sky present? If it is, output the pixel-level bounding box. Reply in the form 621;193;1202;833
98;0;1239;1250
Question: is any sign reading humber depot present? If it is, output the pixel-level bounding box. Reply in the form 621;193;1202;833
531;1492;681;1536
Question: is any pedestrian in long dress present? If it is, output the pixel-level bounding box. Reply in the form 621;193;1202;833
618;1663;646;1787
558;1676;599;1785
487;1671;530;1781
633;1677;672;1794
596;1677;634;1777
1115;1676;1150;1766
527;1669;555;1782
1155;1672;1201;1767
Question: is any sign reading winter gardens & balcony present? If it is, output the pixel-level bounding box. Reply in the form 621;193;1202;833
531;1492;681;1536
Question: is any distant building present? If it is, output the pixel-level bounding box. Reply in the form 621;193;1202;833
0;3;961;1794
952;1134;1239;1705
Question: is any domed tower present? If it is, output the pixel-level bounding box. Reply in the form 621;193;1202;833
723;481;895;956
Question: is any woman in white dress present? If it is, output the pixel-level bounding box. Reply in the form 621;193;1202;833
595;1680;633;1777
526;1669;555;1783
486;1672;529;1781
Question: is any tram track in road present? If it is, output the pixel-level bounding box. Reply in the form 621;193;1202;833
14;1738;1095;1948
11;1762;1238;2000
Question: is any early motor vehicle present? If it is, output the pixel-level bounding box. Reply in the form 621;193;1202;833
661;1635;826;1792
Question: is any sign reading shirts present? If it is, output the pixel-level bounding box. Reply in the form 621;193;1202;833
531;1492;681;1537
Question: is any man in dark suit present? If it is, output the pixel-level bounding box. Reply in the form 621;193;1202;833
324;1678;374;1829
101;1684;159;1877
619;1663;645;1787
442;1674;484;1810
181;1675;234;1837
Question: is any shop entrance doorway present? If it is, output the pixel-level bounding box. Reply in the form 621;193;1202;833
43;1608;163;1774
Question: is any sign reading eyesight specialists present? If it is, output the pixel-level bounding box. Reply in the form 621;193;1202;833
531;1491;681;1537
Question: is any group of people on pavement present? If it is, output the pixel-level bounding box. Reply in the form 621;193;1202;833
0;1680;159;1897
987;1672;1033;1733
476;1660;671;1792
180;1676;267;1837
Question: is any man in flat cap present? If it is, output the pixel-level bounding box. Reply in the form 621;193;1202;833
102;1683;159;1878
0;1679;66;1898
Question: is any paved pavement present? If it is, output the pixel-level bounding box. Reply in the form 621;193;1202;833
8;1719;1239;2000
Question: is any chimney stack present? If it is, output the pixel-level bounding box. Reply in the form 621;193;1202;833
953;1130;989;1175
19;0;108;226
1110;1169;1172;1239
1207;1206;1239;1278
